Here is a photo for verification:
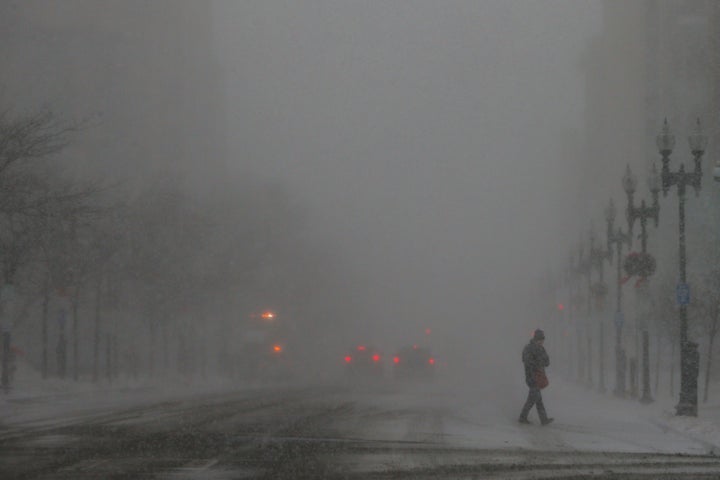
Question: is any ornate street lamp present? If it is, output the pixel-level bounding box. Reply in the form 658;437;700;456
589;229;610;393
562;257;578;377
623;164;660;404
605;198;631;396
625;164;660;252
577;242;593;386
568;250;586;382
658;118;707;417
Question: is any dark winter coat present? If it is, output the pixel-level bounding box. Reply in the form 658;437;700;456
522;340;549;388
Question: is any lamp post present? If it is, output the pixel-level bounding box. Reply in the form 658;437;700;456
568;250;585;382
589;229;610;393
624;164;660;256
561;259;576;378
658;118;707;417
623;164;660;404
605;198;631;396
578;242;594;386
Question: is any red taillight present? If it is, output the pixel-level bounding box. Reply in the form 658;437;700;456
372;354;381;362
428;358;435;365
393;356;400;364
344;356;352;363
357;345;366;351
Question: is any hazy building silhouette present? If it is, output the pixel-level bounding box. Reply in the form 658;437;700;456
577;0;720;397
581;0;720;259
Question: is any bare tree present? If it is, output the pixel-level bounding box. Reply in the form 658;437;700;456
0;109;81;384
0;110;75;176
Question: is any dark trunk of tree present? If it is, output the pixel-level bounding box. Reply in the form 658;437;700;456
72;287;80;381
149;320;156;377
704;309;719;403
654;334;660;395
92;275;102;383
162;322;169;374
113;335;118;380
670;339;675;397
41;278;50;379
106;333;112;383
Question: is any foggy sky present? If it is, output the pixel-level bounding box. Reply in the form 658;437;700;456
213;1;602;352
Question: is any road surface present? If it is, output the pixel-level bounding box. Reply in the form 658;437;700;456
2;381;720;479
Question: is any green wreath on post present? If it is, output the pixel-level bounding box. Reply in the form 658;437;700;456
623;252;656;278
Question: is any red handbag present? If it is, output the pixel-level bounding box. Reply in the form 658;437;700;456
534;369;549;389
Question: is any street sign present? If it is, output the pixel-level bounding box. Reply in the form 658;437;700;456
676;283;690;306
614;311;625;329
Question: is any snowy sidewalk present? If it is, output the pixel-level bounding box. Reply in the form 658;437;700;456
350;375;720;456
505;379;720;455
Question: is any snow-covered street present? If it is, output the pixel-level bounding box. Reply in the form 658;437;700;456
4;373;720;479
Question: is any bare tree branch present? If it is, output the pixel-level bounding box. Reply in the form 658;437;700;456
0;110;77;175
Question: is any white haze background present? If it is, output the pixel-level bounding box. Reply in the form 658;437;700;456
0;1;604;388
213;0;601;380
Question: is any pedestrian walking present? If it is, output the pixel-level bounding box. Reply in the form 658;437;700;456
519;329;553;425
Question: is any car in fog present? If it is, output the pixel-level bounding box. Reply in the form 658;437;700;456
344;345;384;378
236;340;291;381
232;310;296;381
392;345;435;380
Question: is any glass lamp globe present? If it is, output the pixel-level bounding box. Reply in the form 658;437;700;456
656;119;675;153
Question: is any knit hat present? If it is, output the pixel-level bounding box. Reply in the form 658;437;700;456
533;329;545;340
